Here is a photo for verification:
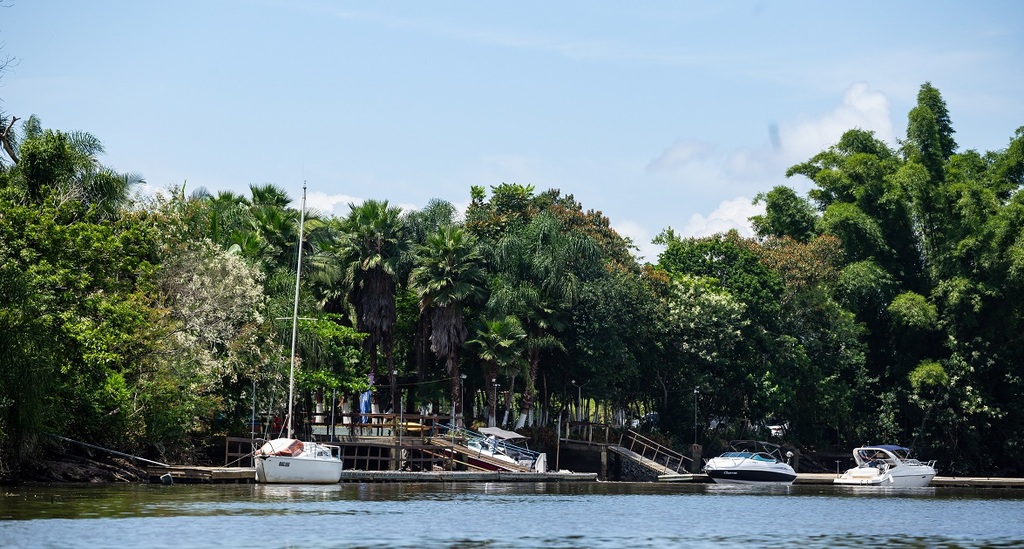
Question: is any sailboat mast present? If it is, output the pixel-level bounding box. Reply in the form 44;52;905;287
286;183;307;439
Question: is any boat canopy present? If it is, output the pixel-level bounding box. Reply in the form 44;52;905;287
872;445;910;452
729;440;783;452
857;445;911;455
478;427;527;441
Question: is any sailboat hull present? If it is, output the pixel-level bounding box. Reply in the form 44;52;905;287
255;455;343;484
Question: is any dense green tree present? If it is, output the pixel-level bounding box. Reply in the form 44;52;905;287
401;199;463;403
752;186;819;243
337;200;412;409
564;267;667;426
468;316;526;427
410;225;487;425
655;230;789;438
489;211;601;428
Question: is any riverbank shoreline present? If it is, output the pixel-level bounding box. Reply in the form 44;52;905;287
8;456;1024;490
1;455;147;485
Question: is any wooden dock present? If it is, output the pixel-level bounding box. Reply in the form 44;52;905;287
147;465;256;484
338;470;597;482
145;465;1024;488
793;473;1024;488
145;465;594;484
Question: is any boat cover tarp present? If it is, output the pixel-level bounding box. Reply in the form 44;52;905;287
257;438;304;457
478;427;527;441
359;390;372;423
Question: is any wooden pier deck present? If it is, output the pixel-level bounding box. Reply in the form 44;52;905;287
793;473;1024;488
683;472;1024;488
339;470;597;482
145;465;594;484
147;465;256;484
146;465;1024;488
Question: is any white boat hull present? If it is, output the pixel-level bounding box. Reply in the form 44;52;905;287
833;466;935;487
255;454;343;484
703;442;797;485
705;460;797;485
833;445;937;487
705;468;797;485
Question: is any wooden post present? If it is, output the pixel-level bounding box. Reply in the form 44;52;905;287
690;443;702;474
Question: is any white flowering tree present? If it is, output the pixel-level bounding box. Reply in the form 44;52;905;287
144;239;270;451
663;276;748;432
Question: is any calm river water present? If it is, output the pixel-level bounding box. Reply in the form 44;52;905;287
2;482;1023;548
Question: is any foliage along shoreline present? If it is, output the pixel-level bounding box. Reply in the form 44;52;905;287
2;83;1023;480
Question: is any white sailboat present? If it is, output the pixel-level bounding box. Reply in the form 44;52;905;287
254;184;344;484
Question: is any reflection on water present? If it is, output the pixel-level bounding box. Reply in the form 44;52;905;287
1;482;1023;548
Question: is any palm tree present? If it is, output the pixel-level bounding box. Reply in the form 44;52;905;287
403;200;461;392
338;199;412;410
7;116;143;218
489;212;600;428
410;225;487;426
190;189;249;250
468;316;526;427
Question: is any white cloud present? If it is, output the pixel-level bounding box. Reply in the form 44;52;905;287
395;201;421;214
778;82;895;161
646;138;717;173
303;192;422;218
682;196;765;238
613;219;664;264
306;191;362;216
643;82;895;245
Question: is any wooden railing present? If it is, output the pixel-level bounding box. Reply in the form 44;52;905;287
563;420;619;444
223;436;256;467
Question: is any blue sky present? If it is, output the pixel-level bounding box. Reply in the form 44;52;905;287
2;1;1022;261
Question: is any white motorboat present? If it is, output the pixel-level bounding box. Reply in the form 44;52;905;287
833;445;936;487
450;426;547;472
703;440;797;485
254;185;343;484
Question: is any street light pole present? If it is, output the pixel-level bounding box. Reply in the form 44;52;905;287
459;374;467;427
571;379;588;422
491;378;499;427
572;380;580;421
693;386;700;445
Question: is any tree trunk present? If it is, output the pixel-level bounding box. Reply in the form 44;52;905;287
449;350;461;427
517;345;541;429
1;116;19;164
385;332;397;413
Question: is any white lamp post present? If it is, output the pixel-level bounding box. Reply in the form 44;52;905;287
693;386;700;445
